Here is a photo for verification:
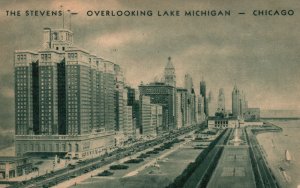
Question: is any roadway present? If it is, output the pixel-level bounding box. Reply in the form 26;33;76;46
11;124;202;188
246;127;280;188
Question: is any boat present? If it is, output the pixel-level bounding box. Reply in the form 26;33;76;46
285;149;292;162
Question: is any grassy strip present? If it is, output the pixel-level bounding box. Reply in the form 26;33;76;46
167;129;229;188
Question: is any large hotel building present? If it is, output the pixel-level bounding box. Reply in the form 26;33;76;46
14;28;116;158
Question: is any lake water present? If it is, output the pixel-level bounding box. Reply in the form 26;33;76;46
257;120;300;188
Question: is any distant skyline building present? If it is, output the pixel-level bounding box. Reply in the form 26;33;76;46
184;74;197;125
200;78;208;116
240;92;247;118
217;88;226;113
176;88;188;128
232;84;241;117
164;57;176;87
184;74;193;93
197;94;206;122
190;88;197;124
208;91;214;116
114;64;125;132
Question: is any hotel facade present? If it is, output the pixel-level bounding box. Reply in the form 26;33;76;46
14;28;117;158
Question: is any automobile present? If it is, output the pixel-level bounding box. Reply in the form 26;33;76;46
48;182;56;187
68;164;76;169
77;160;85;164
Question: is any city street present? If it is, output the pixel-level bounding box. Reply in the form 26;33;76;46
9;124;202;188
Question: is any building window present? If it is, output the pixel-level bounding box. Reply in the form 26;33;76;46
53;32;58;40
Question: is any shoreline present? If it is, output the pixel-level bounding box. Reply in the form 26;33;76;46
256;120;300;188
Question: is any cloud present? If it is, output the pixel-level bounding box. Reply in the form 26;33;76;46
95;29;148;49
1;87;14;98
182;43;240;58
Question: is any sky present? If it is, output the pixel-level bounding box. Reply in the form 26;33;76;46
0;0;300;129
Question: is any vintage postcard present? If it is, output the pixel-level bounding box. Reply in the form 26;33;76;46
0;0;299;188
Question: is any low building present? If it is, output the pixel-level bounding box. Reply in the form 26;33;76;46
207;116;239;129
243;108;260;121
0;157;32;179
15;132;115;159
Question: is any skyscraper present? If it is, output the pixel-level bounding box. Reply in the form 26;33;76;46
217;88;225;113
208;91;214;116
197;94;205;121
184;74;197;125
200;78;207;116
232;84;240;117
184;74;193;93
239;91;247;118
14;28;116;157
114;64;125;132
164;57;176;87
176;88;188;128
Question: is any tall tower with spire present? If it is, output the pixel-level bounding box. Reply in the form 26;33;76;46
164;57;176;87
232;84;240;117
